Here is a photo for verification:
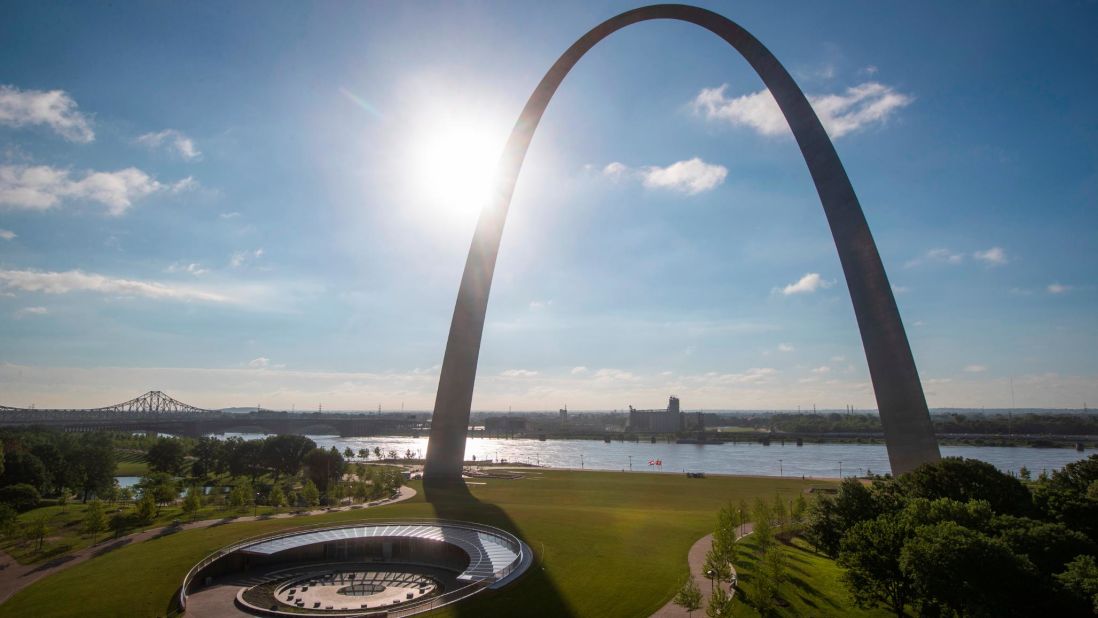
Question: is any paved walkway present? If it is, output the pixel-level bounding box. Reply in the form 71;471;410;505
0;486;417;606
650;523;754;617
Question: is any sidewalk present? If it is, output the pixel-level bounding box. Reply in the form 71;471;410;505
650;523;754;617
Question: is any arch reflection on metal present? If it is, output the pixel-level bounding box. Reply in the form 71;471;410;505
424;4;940;482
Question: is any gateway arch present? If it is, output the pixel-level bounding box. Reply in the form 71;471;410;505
424;4;940;482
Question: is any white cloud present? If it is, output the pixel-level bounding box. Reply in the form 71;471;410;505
230;248;264;268
166;262;209;277
964;364;987;373
219;212;241;219
501;369;539;378
0;268;229;303
602;162;628;180
692;81;912;139
860;65;879;76
137;129;201;160
601;158;727;195
0;84;94;142
593;368;638;382
905;248;965;268
779;273;834;295
1047;283;1071;294
14;306;48;318
529;300;552;310
570;366;588;375
973;247;1008;266
811;366;831;374
777;343;794;353
0;229;15;240
248;357;270;369
892;285;910;294
641;158;727;194
0;164;193;215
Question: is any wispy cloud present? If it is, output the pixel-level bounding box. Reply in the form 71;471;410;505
219;212;241;220
777;343;795;352
905;248;965;268
811;365;831;374
14;306;48;318
230;248;264;268
964;364;987;373
0;164;194;215
570;366;588;375
501;369;539;377
0;84;94;142
601;158;727;195
973;246;1008;266
0;229;15;241
166;262;209;277
1047;283;1071;294
778;273;834;295
692;81;912;139
0;268;229;303
137;129;201;160
529;299;551;310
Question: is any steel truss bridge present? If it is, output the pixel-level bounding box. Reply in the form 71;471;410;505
0;391;423;437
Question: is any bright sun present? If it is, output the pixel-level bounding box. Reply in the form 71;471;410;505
410;122;504;220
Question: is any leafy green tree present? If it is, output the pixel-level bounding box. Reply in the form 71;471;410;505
0;504;18;538
805;479;885;557
373;446;382;460
83;499;107;544
755;543;787;614
358;448;370;461
24;515;48;552
268;485;286;510
992;515;1096;575
703;545;731;585
0;483;41;511
0;450;48;492
138;473;178;515
900;457;1033;517
1033;454;1098;542
301;480;320;507
109;512;130;539
704;585;734;618
752;498;774;552
899;521;1036;617
228;478;254;511
1055;554;1098;615
146;437;186;475
261;435;316;481
672;575;702;616
182;486;203;522
303;447;344;492
74;437;116;502
134;493;157;523
343;447;355;459
192;437;222;479
838;514;914;617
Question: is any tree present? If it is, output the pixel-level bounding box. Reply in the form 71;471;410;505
74;437;116;502
301;480;320;507
182;486;203;522
24;515;48;552
1033;454;1098;542
705;585;734;618
0;504;18;538
0;483;41;511
134;493;157;523
146;437;186;475
228;478;254;511
261;435;316;481
838;514;914;617
109;512;129;539
191;437;222;479
900;521;1036;617
138;473;178;516
1055;554;1098;615
703;545;732;585
0;450;48;492
755;543;787;614
752;498;774;552
268;485;286;510
373;446;382;460
303;447;344;492
343;447;355;459
900;457;1033;517
83;499;107;544
672;575;702;616
358;448;370;461
773;493;790;540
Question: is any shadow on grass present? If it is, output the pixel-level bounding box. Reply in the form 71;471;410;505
423;480;576;618
92;537;132;558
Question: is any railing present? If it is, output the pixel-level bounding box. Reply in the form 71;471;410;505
178;518;525;613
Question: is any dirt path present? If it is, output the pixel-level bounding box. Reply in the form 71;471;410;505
0;486;417;606
650;523;754;617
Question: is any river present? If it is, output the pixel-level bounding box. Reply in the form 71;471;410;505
208;433;1090;478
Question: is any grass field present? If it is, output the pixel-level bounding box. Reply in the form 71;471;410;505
0;470;844;617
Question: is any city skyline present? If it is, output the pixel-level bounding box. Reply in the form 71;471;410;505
2;1;1096;411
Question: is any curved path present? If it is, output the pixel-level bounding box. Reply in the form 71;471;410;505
0;485;417;606
650;523;754;617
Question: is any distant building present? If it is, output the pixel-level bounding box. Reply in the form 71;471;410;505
559;406;568;426
484;416;527;434
628;396;686;433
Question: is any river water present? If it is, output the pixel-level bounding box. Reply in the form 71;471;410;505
210;433;1090;478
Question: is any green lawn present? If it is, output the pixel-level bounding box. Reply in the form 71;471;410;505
0;470;840;617
731;535;892;617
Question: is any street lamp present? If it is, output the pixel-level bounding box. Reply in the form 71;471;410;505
628;455;632;471
254;492;259;518
839;461;843;478
779;459;783;477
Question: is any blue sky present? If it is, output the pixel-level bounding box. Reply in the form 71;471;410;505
1;1;1095;411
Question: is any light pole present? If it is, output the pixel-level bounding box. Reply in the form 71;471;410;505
839;461;843;478
581;453;584;470
628;455;632;471
254;492;259;518
779;459;783;477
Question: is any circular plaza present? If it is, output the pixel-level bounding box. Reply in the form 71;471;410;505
181;520;532;617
